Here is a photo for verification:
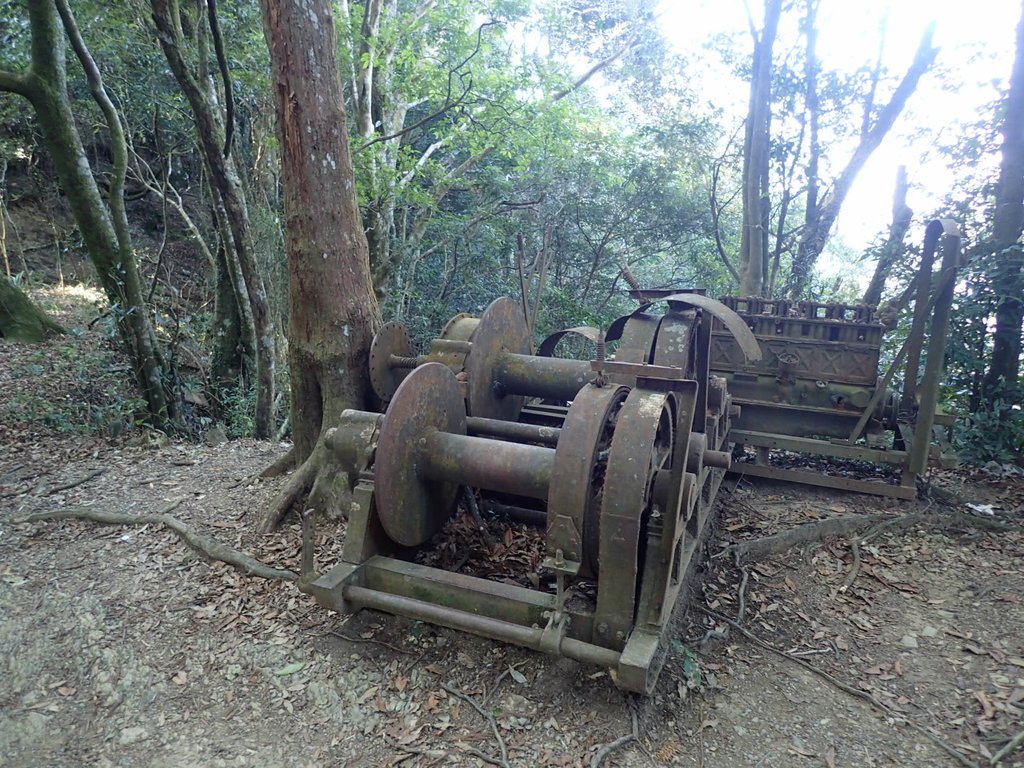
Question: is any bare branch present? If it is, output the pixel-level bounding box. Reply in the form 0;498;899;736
551;36;641;102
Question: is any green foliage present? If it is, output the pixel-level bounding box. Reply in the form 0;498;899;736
217;382;256;439
955;385;1024;465
4;342;146;436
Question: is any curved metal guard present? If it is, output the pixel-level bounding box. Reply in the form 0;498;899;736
648;293;763;363
536;326;603;357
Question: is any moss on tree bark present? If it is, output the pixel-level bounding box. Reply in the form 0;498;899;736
0;277;64;342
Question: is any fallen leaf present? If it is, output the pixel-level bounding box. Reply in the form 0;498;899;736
56;686;76;697
509;665;527;684
789;735;816;757
824;744;837;768
273;661;306;676
172;671;187;686
974;690;996;720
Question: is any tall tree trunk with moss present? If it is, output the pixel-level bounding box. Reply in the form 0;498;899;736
982;3;1024;401
0;0;172;425
149;0;275;438
257;0;382;532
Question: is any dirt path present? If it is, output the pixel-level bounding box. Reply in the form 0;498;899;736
2;438;1021;768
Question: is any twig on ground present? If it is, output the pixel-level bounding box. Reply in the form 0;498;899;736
464;487;497;549
442;683;509;768
483;667;511;708
402;647;430;675
840;538;861;593
14;501;298;582
736;567;750;624
326;629;417;656
686;628;729;649
390;744;448;766
227;473;257;490
36;468;105;496
698;703;706;768
696;606;977;768
991;728;1024;766
591;704;639;768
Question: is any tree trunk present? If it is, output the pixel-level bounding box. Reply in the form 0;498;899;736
0;0;172;426
257;0;382;532
0;276;64;342
863;165;913;307
982;3;1024;400
788;24;937;298
739;0;782;296
149;0;275;438
210;236;243;387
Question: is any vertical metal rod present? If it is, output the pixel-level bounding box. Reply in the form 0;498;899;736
909;223;961;475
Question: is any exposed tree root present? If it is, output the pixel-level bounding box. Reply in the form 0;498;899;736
591;706;639;768
992;728;1024;766
698;606;977;768
724;510;1019;561
840;538;862;592
16;501;298;582
260;447;296;479
441;683;510;768
725;513;891;559
257;447;322;533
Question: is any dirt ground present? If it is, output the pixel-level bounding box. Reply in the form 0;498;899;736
2;289;1023;768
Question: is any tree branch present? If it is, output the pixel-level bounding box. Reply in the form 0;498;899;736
0;68;30;98
54;0;131;259
206;0;235;158
698;607;977;768
551;36;641;103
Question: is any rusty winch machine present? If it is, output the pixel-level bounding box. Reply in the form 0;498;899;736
300;295;761;693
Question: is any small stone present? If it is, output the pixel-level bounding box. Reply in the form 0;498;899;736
119;726;148;745
921;626;938;638
900;635;919;649
203;426;228;446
